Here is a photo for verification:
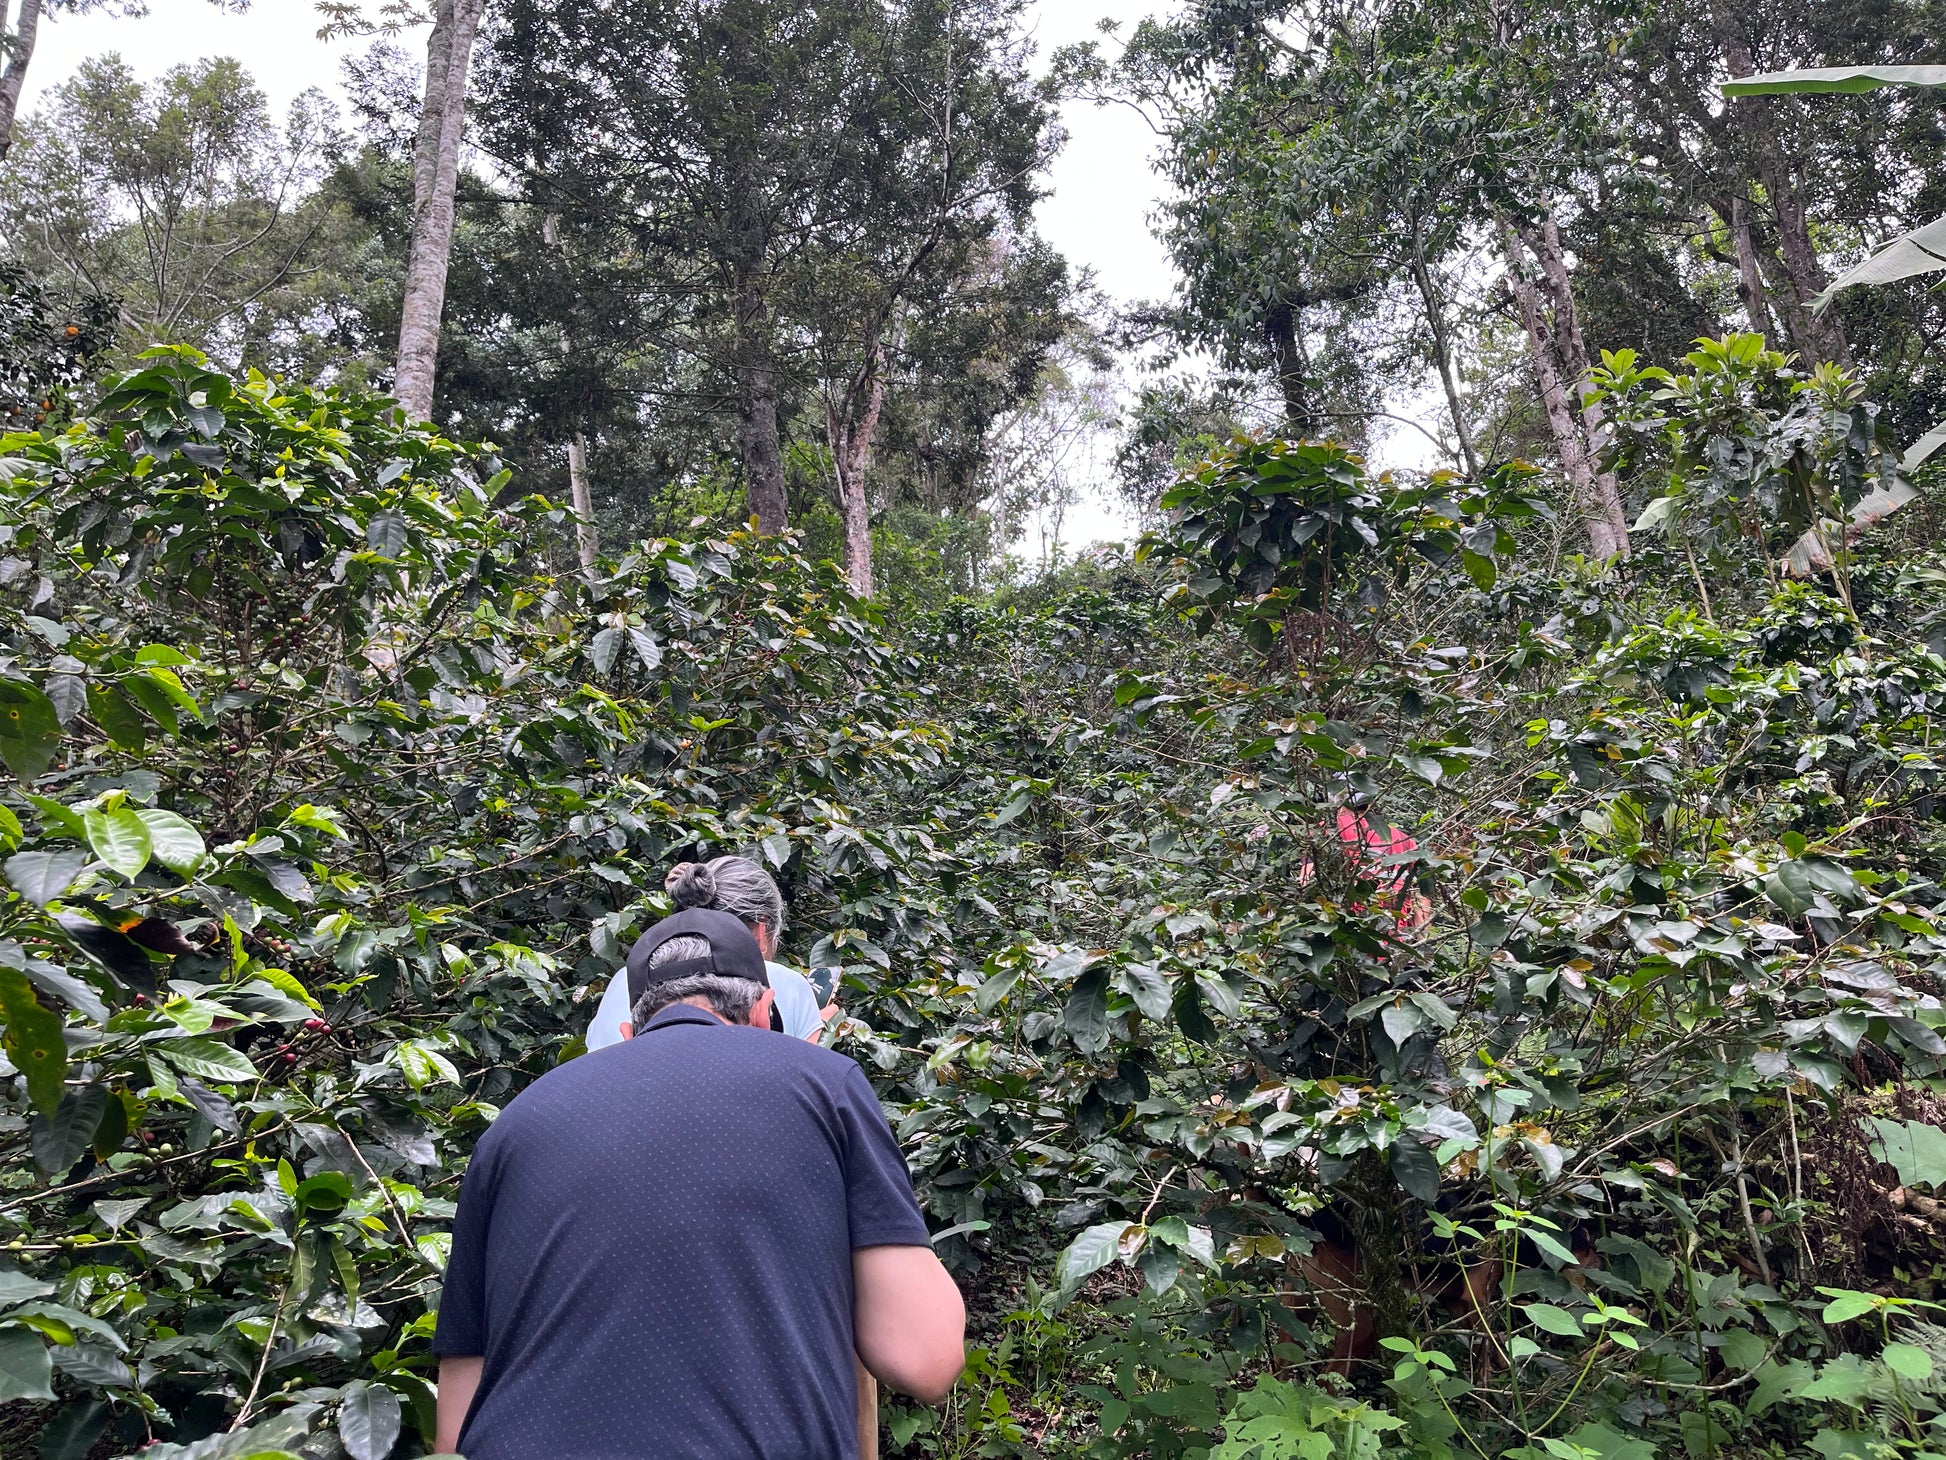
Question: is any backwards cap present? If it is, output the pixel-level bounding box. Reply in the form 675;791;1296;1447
623;908;770;1011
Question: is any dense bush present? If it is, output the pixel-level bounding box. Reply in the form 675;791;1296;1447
0;344;1943;1460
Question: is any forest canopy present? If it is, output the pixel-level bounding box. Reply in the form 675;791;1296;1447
0;1;1944;1458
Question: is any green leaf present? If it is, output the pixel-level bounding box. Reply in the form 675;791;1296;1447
1054;1222;1132;1303
157;1036;258;1085
85;684;145;752
0;805;19;854
1523;1303;1585;1338
24;794;86;841
1063;966;1110;1055
0;970;67;1115
339;1378;403;1460
1459;546;1496;590
1388;1139;1442;1203
36;1398;109;1460
1723;64;1946;95
252;965;320;1011
1116;962;1173;1023
397;1039;459;1089
0;1327;52;1401
295;1171;353;1217
136;809;206;876
590;628;624;676
1819;1289;1881;1325
1883;1341;1934;1381
0;679;62;780
366;511;408;558
3;849;88;907
29;1086;108;1176
1814;211;1946;304
83;807;151;879
120;673;180;734
1718;1326;1768;1373
1865;1117;1946;1189
972;966;1019;1016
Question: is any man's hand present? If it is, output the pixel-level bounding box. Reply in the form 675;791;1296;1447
853;1245;965;1406
435;1355;483;1454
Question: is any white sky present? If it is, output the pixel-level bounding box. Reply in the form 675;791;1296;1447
19;0;1416;556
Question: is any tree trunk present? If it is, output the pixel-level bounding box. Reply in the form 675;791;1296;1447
1408;225;1480;479
0;0;44;163
1522;216;1630;558
408;0;454;220
393;0;485;422
1725;195;1772;336
1710;0;1851;366
1264;300;1318;437
735;278;789;534
567;433;598;572
827;343;887;597
1500;219;1628;562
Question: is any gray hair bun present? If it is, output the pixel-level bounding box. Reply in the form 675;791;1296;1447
666;861;718;909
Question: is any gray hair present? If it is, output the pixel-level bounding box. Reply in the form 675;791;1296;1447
666;856;786;940
629;934;765;1025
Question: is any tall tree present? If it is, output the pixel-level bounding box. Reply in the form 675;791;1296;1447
480;0;1061;546
392;0;485;421
0;0;244;162
0;56;358;372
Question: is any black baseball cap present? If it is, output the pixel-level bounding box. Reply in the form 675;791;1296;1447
624;908;771;1010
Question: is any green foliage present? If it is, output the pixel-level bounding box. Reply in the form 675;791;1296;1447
0;339;1942;1459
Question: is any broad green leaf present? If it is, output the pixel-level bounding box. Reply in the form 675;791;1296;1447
1723;64;1946;95
3;849;88;907
1389;1139;1441;1203
83;807;151;879
0;1327;53;1401
1523;1303;1585;1337
252;965;321;1011
0;805;19;853
1718;1326;1768;1373
0;970;67;1115
972;966;1019;1016
36;1398;109;1460
136;809;206;875
366;510;408;558
1055;1221;1133;1302
86;683;145;751
1819;1289;1881;1324
295;1171;353;1216
29;1086;108;1176
1557;1423;1655;1460
1866;1117;1946;1189
1116;962;1173;1023
1883;1341;1934;1381
157;1036;258;1085
1813;212;1946;305
0;679;62;780
24;794;86;841
1063;966;1110;1054
590;628;624;676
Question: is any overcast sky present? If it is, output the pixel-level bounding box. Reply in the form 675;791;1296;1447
19;0;1181;551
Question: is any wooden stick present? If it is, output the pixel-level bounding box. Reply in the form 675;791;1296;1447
856;1357;880;1460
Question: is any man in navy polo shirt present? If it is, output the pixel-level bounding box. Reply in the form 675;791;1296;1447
432;909;964;1459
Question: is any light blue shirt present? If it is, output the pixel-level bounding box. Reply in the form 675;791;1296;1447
585;960;823;1049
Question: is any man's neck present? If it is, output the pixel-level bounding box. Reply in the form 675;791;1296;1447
675;996;732;1025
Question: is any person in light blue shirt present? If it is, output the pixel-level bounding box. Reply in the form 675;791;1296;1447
585;856;832;1049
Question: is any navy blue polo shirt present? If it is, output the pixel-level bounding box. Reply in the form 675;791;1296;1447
432;1004;932;1459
